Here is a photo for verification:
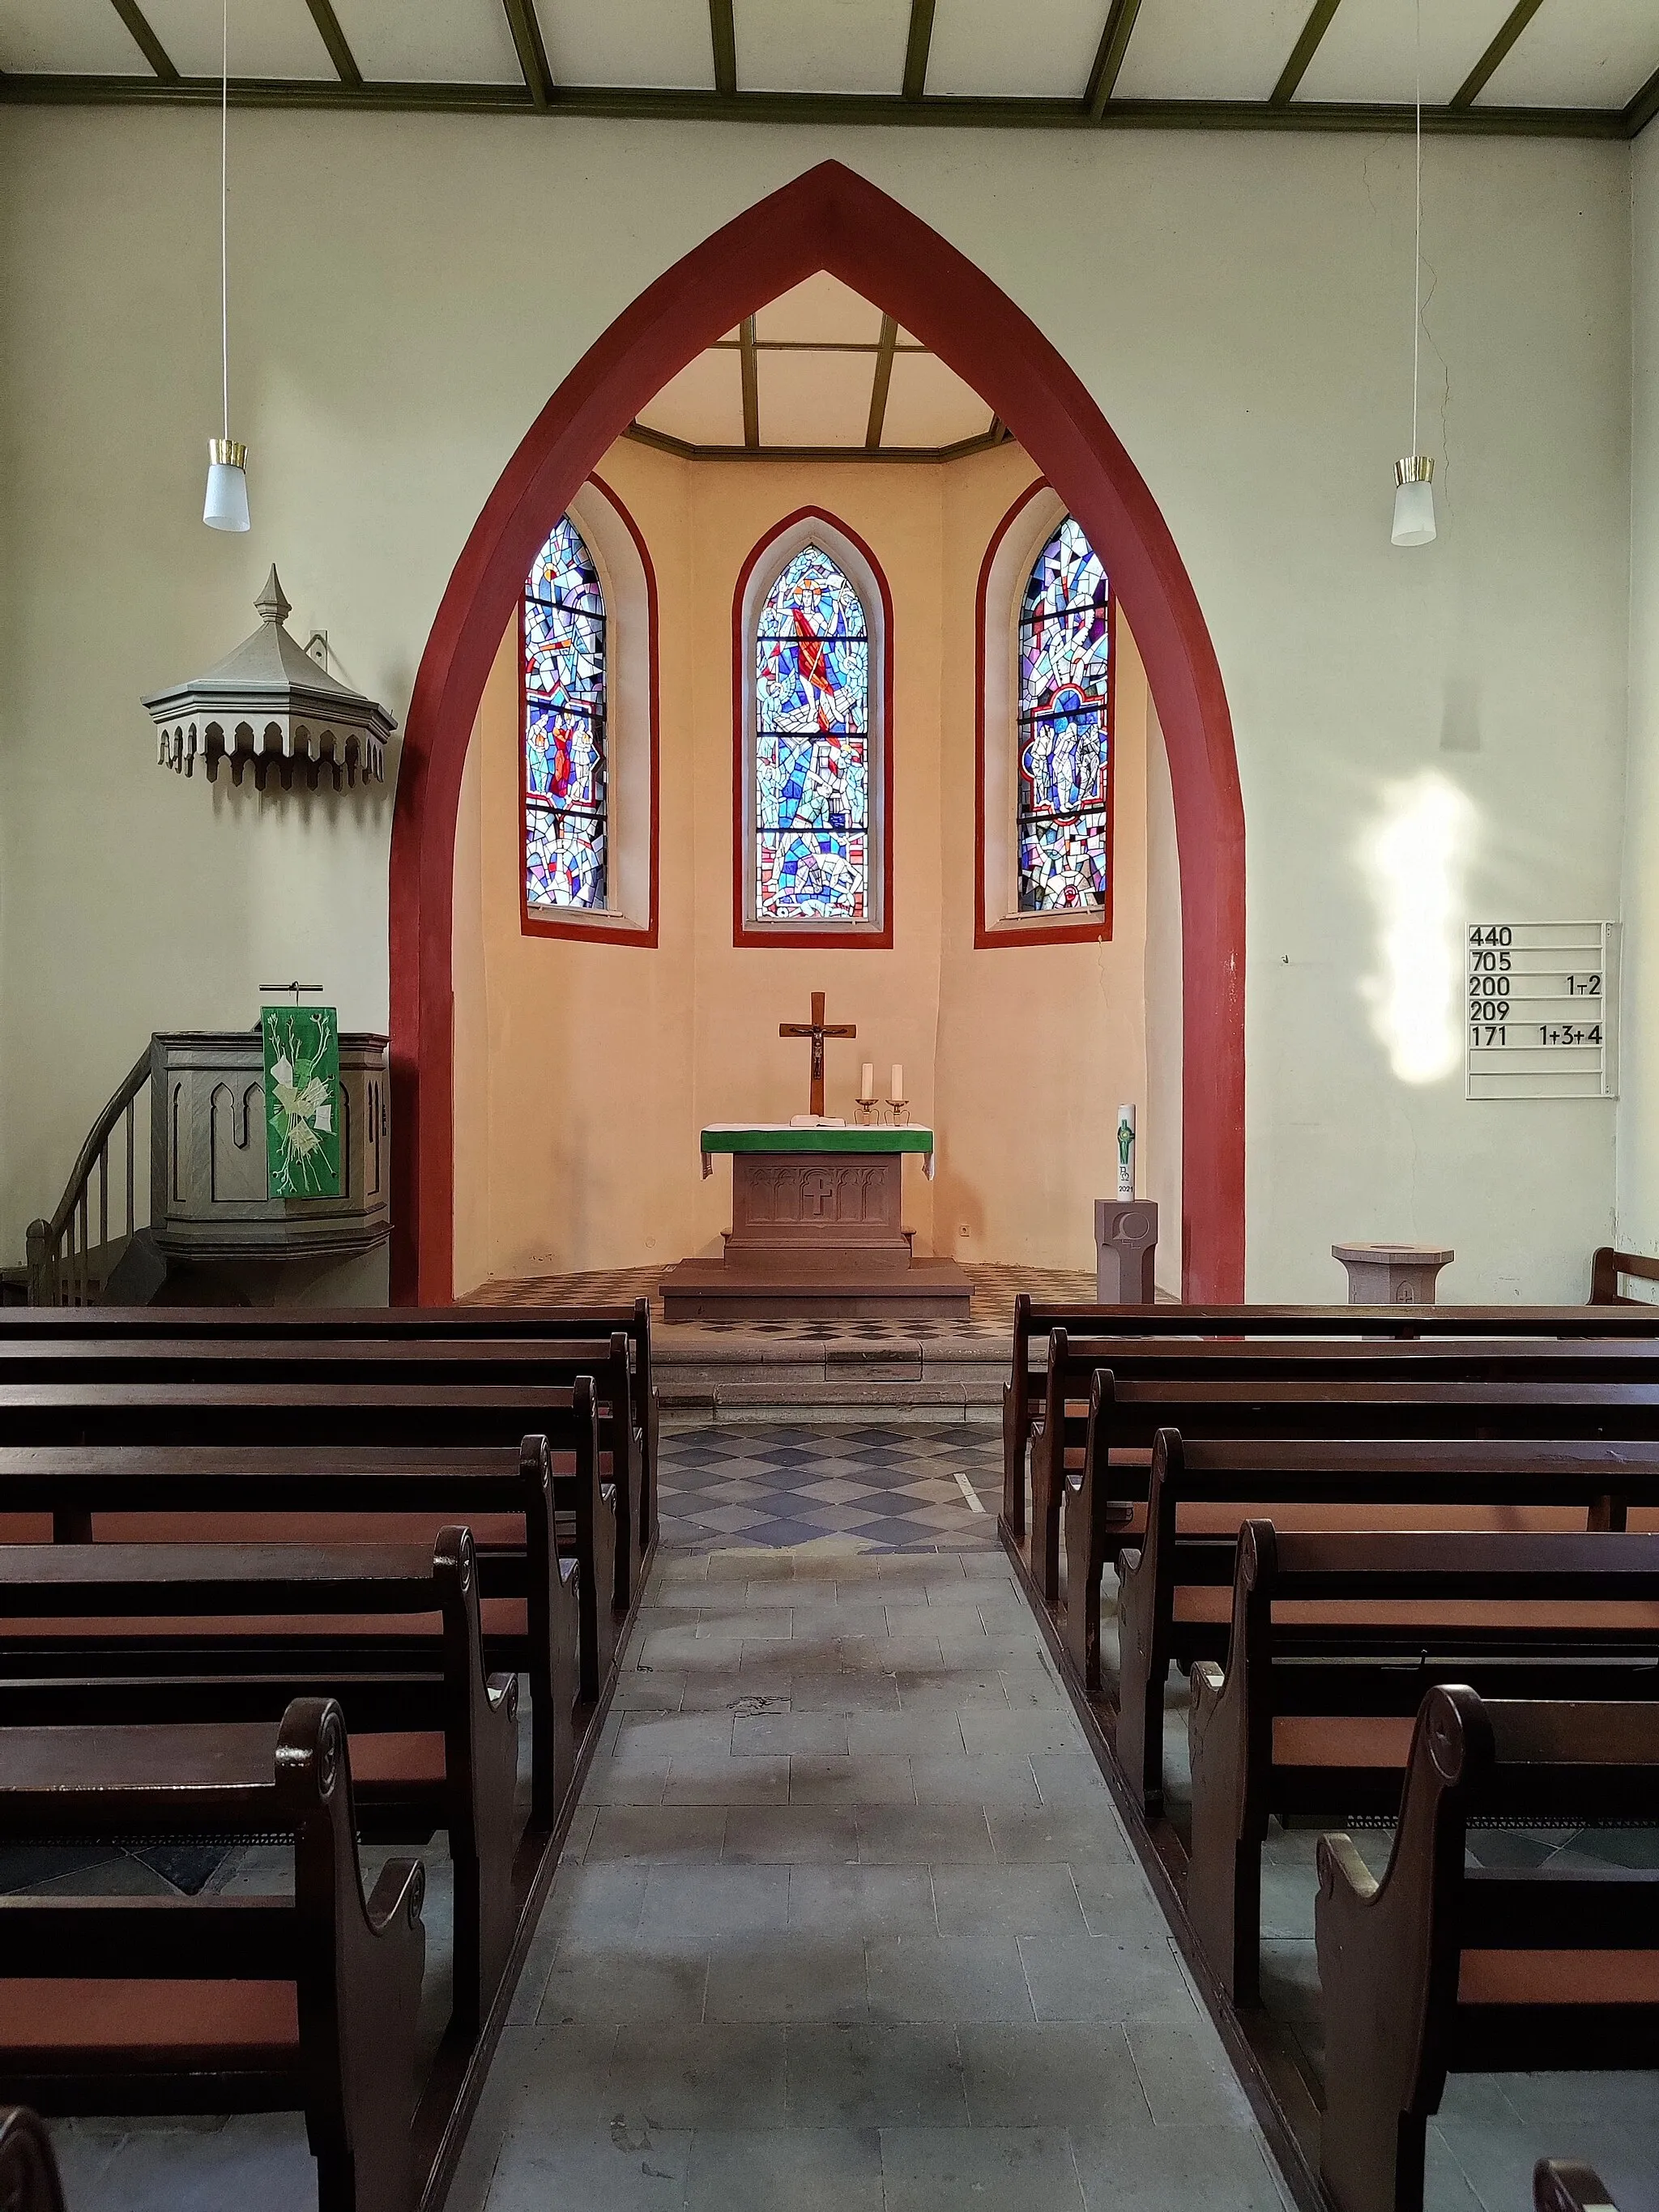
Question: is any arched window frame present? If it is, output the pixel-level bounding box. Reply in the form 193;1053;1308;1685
975;480;1115;948
519;474;659;947
732;506;893;950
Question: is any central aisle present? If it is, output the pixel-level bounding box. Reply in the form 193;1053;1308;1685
453;1426;1292;2212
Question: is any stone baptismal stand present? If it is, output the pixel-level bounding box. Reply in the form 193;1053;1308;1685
659;1125;973;1323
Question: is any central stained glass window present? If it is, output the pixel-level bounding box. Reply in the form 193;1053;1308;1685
753;544;869;923
1017;515;1111;914
523;514;607;913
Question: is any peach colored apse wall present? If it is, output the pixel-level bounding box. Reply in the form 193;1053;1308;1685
451;434;1173;1293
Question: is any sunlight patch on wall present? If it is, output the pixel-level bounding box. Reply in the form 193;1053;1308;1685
1358;770;1478;1085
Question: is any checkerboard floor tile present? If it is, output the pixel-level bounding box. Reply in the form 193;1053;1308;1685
658;1423;1000;1551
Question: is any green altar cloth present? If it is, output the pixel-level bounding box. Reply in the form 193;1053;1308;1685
700;1123;936;1178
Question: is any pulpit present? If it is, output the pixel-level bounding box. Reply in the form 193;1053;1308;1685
659;1125;972;1322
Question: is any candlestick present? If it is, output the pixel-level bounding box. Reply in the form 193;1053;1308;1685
860;1062;874;1103
889;1063;902;1106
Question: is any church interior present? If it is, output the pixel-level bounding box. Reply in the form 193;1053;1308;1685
2;3;1659;2210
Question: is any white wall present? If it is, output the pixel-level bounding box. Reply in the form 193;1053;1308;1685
0;111;1636;1298
1619;126;1659;1264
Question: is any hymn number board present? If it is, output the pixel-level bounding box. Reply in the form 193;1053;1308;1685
1465;921;1619;1101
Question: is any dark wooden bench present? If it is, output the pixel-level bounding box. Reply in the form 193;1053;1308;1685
0;1301;660;1555
0;1528;526;2039
0;2108;65;2212
1021;1332;1659;1609
0;1332;652;1589
1104;1421;1659;1809
0;1698;425;2212
1187;1524;1659;2001
1060;1375;1659;1728
0;1426;601;1809
1316;1686;1659;2212
1536;2163;1621;2212
1001;1296;1659;1541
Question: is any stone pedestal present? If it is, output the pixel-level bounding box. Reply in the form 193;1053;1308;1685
1331;1242;1453;1306
1095;1200;1159;1305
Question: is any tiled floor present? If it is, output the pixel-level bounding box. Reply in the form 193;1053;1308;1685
659;1424;1001;1549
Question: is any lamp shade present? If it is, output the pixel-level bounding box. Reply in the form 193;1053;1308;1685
203;439;249;533
1391;454;1436;548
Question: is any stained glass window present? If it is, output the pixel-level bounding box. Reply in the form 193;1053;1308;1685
523;515;607;913
1017;516;1111;914
753;544;870;924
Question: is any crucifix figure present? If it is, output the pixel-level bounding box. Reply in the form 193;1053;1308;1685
779;990;856;1119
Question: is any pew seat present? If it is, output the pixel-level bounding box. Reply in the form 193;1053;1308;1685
0;1700;424;2212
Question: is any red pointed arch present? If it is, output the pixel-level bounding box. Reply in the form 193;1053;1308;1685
390;159;1245;1303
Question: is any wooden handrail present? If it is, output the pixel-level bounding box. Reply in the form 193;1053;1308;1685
26;1046;150;1306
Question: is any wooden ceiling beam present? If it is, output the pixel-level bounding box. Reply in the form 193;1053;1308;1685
710;0;736;97
739;317;760;449
107;0;177;83
902;0;936;102
1085;0;1142;120
1451;0;1546;109
865;314;899;448
0;75;1632;139
627;421;1007;465
1272;0;1344;107
501;0;552;109
304;0;362;88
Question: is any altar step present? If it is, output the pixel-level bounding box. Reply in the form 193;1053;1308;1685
654;1323;1007;1425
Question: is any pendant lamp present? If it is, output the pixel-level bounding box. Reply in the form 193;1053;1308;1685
203;0;249;532
1391;0;1435;549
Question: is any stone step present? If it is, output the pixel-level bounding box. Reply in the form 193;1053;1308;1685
655;1325;1007;1424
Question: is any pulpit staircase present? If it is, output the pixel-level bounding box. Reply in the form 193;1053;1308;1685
2;1049;164;1306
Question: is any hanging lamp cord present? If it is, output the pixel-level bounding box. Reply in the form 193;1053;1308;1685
1411;0;1422;457
220;0;229;444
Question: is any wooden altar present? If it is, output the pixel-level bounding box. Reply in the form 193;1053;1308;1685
659;1125;972;1323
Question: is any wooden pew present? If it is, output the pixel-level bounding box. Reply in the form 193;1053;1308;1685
1060;1375;1659;1716
1186;1524;1659;2002
0;1698;425;2212
1105;1422;1659;1809
0;1527;523;2039
0;1332;651;1596
1316;1686;1659;2212
1023;1332;1659;1608
0;2108;66;2212
0;1301;660;1551
1590;1247;1659;1307
0;1429;598;1809
1001;1294;1659;1541
1536;2163;1621;2212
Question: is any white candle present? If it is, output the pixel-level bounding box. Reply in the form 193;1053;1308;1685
860;1063;875;1102
1116;1104;1136;1201
890;1063;903;1103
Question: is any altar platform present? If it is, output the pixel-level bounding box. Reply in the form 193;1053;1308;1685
659;1123;974;1324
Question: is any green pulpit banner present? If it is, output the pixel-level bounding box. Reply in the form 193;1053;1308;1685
263;1004;341;1199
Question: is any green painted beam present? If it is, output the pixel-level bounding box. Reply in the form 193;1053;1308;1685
1085;0;1143;119
1451;0;1546;109
1272;0;1344;106
739;317;759;449
0;74;1632;138
107;0;177;83
865;314;898;448
625;421;1008;465
902;0;936;102
1627;56;1659;138
304;0;361;88
501;0;552;106
710;0;736;97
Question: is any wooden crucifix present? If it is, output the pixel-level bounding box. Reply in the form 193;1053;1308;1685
779;990;856;1119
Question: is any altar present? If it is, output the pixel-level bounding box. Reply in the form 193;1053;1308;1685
659;1124;973;1323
